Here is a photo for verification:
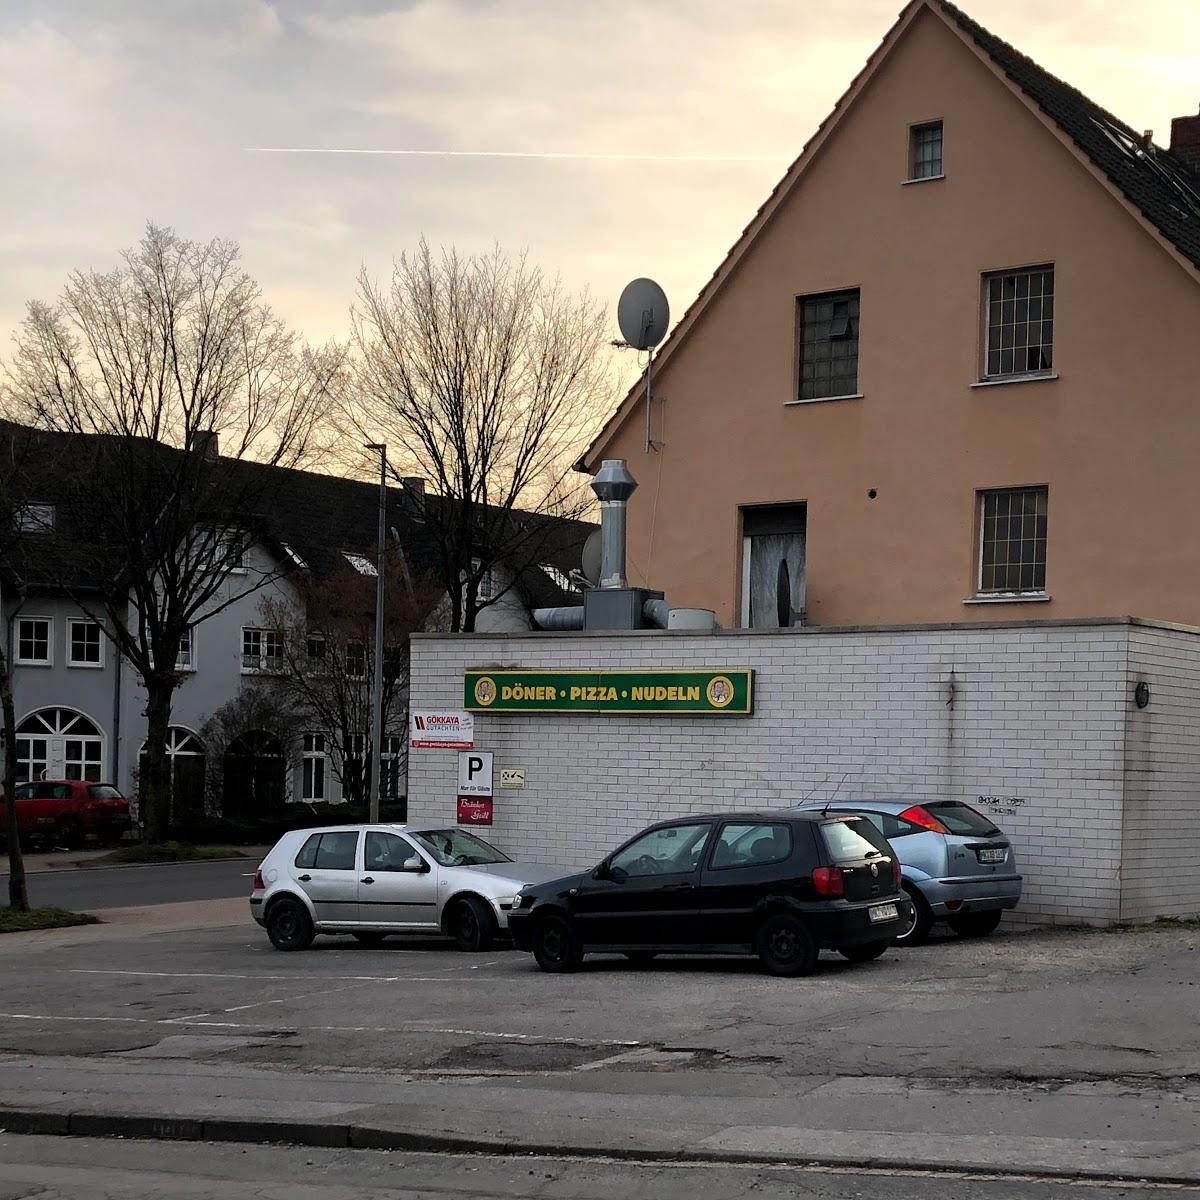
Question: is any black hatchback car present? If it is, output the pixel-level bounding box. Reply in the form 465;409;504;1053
507;811;912;975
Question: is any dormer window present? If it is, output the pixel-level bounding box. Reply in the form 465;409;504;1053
17;503;55;533
344;553;377;576
909;120;943;180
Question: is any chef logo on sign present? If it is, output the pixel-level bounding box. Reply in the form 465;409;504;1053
473;676;497;707
706;675;734;709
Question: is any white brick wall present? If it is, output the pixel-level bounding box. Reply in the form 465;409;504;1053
407;619;1200;926
1123;626;1200;920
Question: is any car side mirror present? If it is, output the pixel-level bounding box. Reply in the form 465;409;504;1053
402;855;428;873
591;862;609;881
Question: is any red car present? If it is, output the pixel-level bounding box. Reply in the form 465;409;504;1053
0;780;132;848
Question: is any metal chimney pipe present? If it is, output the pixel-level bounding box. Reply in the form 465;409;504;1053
590;459;638;589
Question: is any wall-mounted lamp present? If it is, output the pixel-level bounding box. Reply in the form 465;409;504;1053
1134;681;1151;709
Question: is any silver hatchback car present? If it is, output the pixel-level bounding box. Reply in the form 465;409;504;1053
251;824;569;952
793;800;1021;945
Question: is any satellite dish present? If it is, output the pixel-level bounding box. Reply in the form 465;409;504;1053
617;278;670;351
581;529;602;587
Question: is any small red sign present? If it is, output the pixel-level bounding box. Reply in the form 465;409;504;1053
457;795;494;826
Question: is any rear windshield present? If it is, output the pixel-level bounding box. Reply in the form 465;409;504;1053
88;785;121;800
925;802;1000;838
820;818;891;862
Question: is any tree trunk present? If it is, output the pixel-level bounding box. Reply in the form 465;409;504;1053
140;679;176;845
0;644;29;911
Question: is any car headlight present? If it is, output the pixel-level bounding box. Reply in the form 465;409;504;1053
499;893;522;910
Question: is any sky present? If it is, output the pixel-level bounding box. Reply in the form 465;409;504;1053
2;0;1198;389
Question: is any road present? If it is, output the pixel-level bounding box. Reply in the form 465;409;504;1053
0;858;254;910
2;1136;1195;1200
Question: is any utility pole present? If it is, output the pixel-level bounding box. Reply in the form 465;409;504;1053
365;443;387;823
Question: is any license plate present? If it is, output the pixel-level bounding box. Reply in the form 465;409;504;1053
868;903;899;922
978;848;1006;864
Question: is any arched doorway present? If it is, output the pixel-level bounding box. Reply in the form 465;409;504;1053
139;727;207;826
223;729;286;818
17;708;105;782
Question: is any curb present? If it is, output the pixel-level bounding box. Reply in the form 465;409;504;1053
0;1108;1188;1187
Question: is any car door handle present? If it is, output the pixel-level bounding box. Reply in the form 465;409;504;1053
361;877;374;885
298;874;311;882
663;882;695;891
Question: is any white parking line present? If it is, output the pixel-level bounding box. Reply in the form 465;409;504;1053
69;969;476;983
0;1011;641;1047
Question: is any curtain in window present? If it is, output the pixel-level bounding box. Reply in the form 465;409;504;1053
748;532;806;628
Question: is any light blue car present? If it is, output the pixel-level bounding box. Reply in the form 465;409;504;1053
792;799;1021;945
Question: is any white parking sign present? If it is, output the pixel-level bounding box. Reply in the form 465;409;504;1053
457;751;494;797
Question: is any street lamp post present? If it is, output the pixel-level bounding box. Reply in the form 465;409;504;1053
365;443;387;823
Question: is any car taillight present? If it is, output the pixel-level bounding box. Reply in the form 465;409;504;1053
892;858;902;889
812;866;844;897
253;868;265;891
899;805;950;834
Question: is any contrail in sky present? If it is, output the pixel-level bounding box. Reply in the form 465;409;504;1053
247;147;785;163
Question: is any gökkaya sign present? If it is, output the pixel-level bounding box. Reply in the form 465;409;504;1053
464;669;753;716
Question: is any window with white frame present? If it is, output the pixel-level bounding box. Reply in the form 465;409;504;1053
741;506;806;628
346;640;367;679
470;557;499;602
196;526;248;574
909;120;943;179
977;487;1048;595
16;617;51;665
241;627;284;672
983;266;1054;379
17;503;55;533
342;733;366;798
306;634;326;661
176;627;195;671
67;619;103;667
381;735;405;802
302;733;327;801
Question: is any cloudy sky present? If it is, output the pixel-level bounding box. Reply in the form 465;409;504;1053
2;0;1196;375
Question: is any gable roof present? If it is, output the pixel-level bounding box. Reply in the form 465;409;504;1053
581;0;1200;471
937;0;1200;272
0;421;593;609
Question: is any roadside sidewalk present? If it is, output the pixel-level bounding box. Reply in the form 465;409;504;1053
0;898;246;947
3;1053;1199;1183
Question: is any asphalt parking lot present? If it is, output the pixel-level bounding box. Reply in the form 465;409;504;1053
2;916;1198;1080
3;914;1200;1181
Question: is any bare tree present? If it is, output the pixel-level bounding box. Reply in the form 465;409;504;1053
0;422;39;909
258;553;437;805
1;224;344;843
349;241;608;631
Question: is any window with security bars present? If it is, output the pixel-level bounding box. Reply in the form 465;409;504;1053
978;487;1048;594
797;289;860;400
910;121;943;179
985;267;1054;378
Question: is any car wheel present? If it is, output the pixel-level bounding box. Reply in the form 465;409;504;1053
451;897;495;953
622;950;658;965
755;913;818;977
266;897;315;952
352;932;387;946
838;940;890;963
894;883;934;947
947;909;1004;939
58;819;84;850
531;914;584;973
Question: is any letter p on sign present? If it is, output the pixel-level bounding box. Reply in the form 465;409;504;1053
457;751;493;797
